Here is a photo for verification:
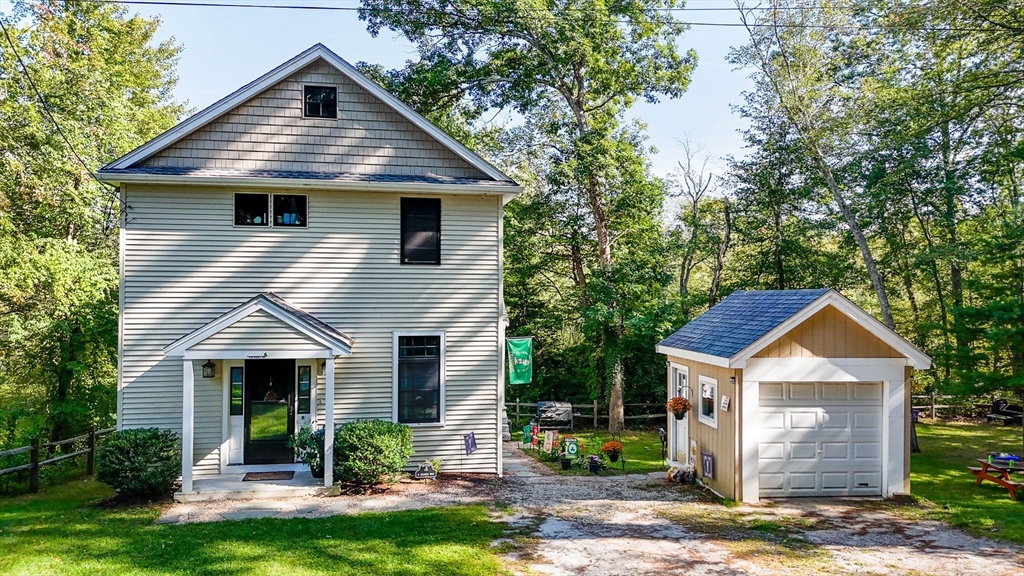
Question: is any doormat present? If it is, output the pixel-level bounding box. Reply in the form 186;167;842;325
242;471;294;481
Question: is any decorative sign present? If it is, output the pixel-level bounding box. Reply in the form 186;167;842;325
564;438;579;457
542;431;553;453
414;461;437;480
720;395;731;412
522;425;532;448
701;452;715;480
464;432;478;456
531;423;539;447
689;440;698;465
506;337;534;384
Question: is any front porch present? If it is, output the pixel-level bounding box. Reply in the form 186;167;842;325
163;293;353;498
174;463;325;502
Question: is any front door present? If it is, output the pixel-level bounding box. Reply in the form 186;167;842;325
244;359;296;464
671;364;690;464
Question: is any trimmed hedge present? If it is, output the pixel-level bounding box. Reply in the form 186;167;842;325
96;428;180;496
336;420;414;485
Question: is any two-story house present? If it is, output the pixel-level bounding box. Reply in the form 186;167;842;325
97;44;520;498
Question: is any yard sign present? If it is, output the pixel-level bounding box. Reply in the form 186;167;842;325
506;337;534;384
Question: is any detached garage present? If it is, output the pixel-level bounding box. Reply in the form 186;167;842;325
657;289;930;503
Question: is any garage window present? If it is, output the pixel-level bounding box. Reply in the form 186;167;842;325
698;376;718;429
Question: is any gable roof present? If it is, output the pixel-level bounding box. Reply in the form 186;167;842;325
656;289;931;369
164;292;352;358
100;43;519;191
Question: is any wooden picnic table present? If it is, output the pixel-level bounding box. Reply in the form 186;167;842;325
967;459;1024;500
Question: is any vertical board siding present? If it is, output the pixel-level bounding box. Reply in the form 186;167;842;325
753;305;903;359
121;185;501;474
141;60;486;179
667;356;740;500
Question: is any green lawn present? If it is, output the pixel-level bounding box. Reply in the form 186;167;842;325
0;479;508;575
908;420;1024;545
515;429;666;475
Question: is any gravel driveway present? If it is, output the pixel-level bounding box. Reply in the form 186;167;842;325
497;443;1024;576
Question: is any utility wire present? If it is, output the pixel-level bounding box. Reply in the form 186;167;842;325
0;14;127;218
77;0;998;33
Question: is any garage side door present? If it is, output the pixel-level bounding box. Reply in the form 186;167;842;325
759;382;883;497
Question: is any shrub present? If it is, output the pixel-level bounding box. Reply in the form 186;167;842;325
96;428;180;496
335;420;413;485
289;425;345;471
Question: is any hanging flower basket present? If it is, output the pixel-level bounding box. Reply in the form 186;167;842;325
666;397;692;419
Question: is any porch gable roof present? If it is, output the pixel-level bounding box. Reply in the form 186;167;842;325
163;292;352;358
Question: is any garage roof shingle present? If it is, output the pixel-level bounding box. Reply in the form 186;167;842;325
658;289;830;359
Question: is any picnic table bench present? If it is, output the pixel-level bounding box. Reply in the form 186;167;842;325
967;459;1024;500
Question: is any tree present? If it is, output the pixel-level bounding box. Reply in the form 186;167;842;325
0;0;183;446
359;0;695;431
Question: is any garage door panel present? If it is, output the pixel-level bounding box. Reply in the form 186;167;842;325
759;381;883;497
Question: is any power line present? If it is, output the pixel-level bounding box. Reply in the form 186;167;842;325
0;14;126;216
78;0;997;33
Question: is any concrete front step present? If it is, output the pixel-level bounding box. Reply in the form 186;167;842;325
174;485;328;502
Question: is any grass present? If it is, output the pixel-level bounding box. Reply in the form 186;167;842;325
513;429;666;475
0;479;509;575
902;420;1024;545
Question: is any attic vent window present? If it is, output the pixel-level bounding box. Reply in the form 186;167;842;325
304;85;337;118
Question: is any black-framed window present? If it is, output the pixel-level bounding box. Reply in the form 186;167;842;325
397;335;441;424
230;367;244;416
400;198;441;265
235;193;269;226
304;86;337;119
273;194;307;227
297;365;311;415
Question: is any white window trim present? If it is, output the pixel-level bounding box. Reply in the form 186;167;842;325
698;375;719;429
301;83;340;120
392;331;446;427
231;192;309;230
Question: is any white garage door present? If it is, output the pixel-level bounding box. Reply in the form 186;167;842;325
759;382;883;497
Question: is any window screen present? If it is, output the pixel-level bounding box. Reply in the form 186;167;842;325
304;86;337;118
273;194;307;227
400;198;441;264
397;335;441;424
230;367;244;416
235;193;269;226
297;365;311;414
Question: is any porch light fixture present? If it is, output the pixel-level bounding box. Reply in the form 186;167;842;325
202;360;216;379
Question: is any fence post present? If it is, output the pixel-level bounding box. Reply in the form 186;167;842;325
515;398;520;429
930;391;936;420
593;400;599;428
29;438;39;493
86;426;96;476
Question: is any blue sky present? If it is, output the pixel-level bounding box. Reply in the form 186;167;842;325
81;2;757;177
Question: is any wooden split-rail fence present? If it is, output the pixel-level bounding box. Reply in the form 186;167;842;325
0;426;115;493
506;400;666;430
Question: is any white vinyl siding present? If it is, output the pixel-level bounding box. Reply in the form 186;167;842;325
141;59;486;179
120;185;501;474
193;362;222;477
190;309;324;351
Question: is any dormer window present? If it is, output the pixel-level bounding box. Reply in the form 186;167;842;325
304;86;337;118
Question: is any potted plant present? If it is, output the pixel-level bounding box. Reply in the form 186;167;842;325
601;441;624;463
666;397;692;419
289;425;324;478
559;451;572;470
587;454;603;474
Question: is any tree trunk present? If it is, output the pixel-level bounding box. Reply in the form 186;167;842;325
607;342;625;435
708;201;732;306
773;207;785;290
812;153;894;328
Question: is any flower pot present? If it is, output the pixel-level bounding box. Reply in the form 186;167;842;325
608;453;620;463
588;462;601;474
560;459;572;471
310;464;324;479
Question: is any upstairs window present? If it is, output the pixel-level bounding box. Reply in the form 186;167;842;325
273;194;307;227
235;193;269;226
304;86;337;119
401;198;441;265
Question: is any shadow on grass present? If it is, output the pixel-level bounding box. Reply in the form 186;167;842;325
0;479;507;576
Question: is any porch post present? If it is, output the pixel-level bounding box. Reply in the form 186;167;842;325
182;360;194;494
324;358;335;488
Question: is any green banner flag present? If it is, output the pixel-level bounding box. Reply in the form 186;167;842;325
506;337;533;384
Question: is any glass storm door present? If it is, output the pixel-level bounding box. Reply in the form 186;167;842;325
243;359;296;464
671;365;690;464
